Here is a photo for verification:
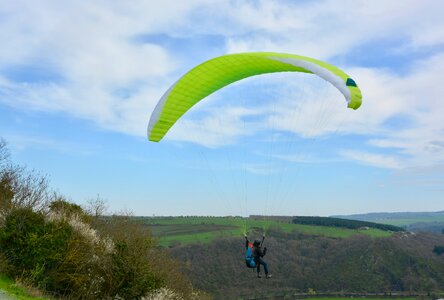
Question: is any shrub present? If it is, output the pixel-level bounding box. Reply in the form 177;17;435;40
95;216;164;299
0;207;72;289
0;199;197;299
0;140;198;299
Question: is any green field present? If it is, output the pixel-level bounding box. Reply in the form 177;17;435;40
0;275;49;300
139;216;393;246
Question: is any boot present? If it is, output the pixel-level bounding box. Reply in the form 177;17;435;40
257;273;262;278
266;274;272;279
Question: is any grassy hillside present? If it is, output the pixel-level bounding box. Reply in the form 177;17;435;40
138;216;393;246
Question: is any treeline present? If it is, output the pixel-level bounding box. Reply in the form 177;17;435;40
406;221;444;234
435;245;444;255
171;229;444;299
292;216;405;232
0;139;208;300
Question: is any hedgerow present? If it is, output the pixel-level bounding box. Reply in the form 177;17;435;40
0;139;204;299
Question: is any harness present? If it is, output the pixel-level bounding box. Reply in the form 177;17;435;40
245;236;265;269
245;242;256;268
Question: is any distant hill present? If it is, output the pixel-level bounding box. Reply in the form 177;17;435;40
292;216;404;232
172;229;444;299
333;211;444;234
140;216;444;299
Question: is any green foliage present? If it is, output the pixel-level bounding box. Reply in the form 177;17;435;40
108;240;162;299
96;216;164;299
49;199;83;217
0;140;198;299
0;205;194;299
292;216;405;232
49;198;92;225
0;208;72;288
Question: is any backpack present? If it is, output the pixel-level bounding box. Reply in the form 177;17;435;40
245;242;256;268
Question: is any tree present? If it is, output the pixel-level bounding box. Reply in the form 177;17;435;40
0;139;53;213
433;245;444;255
0;139;10;167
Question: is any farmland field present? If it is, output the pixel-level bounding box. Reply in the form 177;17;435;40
138;216;393;246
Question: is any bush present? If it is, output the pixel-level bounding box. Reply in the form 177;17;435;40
0;207;72;289
0;140;199;299
0;199;197;299
94;216;165;299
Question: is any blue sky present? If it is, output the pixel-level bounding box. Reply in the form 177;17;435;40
1;0;444;216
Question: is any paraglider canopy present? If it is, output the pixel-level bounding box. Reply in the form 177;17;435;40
148;52;362;142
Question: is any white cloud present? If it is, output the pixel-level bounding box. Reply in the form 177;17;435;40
0;0;198;137
2;0;444;171
264;51;444;169
222;0;444;58
340;150;402;169
354;53;444;168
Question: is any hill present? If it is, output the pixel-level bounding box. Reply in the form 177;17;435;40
333;211;444;234
141;216;444;299
171;230;444;299
333;211;444;226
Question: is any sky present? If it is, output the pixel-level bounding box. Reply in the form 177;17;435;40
1;0;444;216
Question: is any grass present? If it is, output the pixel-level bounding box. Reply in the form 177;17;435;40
139;216;393;246
0;274;49;300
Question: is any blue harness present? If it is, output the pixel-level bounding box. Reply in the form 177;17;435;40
245;242;256;268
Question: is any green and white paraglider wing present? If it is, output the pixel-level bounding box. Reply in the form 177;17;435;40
148;52;362;142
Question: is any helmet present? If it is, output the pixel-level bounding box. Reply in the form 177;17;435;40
253;240;261;246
